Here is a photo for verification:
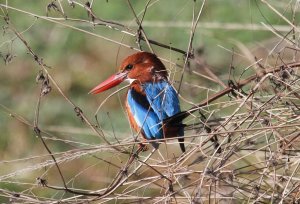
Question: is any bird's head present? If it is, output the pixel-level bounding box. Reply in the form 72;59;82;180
89;52;168;94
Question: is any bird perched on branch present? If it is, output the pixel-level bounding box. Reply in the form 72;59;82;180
90;52;185;152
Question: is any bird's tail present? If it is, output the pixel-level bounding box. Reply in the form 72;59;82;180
178;137;185;152
163;122;186;153
164;114;226;153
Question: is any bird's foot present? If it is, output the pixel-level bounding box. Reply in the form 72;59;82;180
138;143;148;152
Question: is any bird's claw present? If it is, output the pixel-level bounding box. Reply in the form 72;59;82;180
138;143;148;152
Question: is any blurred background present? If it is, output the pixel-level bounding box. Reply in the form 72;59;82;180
0;0;299;202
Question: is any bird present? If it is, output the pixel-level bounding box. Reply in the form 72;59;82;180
90;52;185;152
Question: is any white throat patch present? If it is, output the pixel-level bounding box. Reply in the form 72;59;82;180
125;78;136;84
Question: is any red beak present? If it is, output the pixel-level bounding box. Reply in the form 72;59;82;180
89;72;127;94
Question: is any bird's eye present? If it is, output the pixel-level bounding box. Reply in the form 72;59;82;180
125;64;133;70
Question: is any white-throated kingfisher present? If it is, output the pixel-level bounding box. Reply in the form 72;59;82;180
90;52;185;152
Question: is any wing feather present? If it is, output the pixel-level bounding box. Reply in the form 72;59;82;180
126;81;183;143
127;89;162;139
143;81;181;119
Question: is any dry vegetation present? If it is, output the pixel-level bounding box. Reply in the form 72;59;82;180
0;0;300;203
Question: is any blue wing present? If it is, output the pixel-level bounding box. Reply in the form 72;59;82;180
127;81;182;140
127;89;163;139
143;81;184;139
143;81;181;120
